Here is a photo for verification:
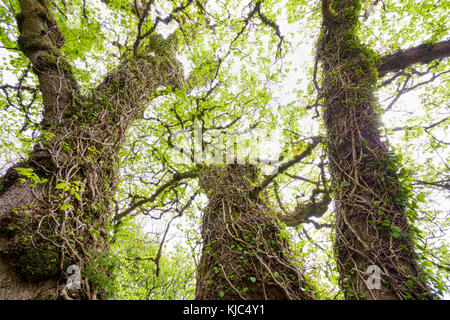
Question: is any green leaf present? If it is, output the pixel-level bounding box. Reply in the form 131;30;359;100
416;192;426;202
15;167;33;176
55;182;68;189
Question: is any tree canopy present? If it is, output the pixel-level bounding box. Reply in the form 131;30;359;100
0;0;449;300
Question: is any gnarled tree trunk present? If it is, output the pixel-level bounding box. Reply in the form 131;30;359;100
319;0;434;299
195;164;314;300
0;0;183;299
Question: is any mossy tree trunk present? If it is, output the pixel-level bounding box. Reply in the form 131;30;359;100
195;164;314;300
318;0;434;299
0;0;183;299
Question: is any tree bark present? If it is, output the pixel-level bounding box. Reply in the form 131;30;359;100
378;39;450;77
0;0;183;299
319;0;435;299
195;164;314;300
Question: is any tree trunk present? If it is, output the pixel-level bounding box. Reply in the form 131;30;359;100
0;0;183;299
195;164;314;300
318;0;434;299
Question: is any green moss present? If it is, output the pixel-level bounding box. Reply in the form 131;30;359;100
35;53;71;73
14;244;60;282
147;33;177;56
17;34;54;55
83;252;117;298
37;0;50;7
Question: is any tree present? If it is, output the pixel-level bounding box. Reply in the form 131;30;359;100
0;0;449;300
0;0;318;300
194;163;317;299
0;0;183;299
112;218;195;300
317;0;449;299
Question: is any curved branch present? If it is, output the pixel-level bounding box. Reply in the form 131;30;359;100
255;3;284;58
16;0;78;128
113;171;198;221
252;136;322;195
390;116;448;132
281;190;331;227
413;178;450;191
378;40;450;77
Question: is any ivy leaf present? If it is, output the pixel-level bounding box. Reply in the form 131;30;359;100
391;226;402;239
416;192;426;202
55;182;68;189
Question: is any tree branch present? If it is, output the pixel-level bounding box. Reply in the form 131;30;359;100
113;171;198;221
390;116;448;132
252;136;322;194
378;39;450;77
414;178;450;191
16;0;78;128
255;3;284;58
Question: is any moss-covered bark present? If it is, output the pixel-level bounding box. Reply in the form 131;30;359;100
195;164;314;300
318;0;434;299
